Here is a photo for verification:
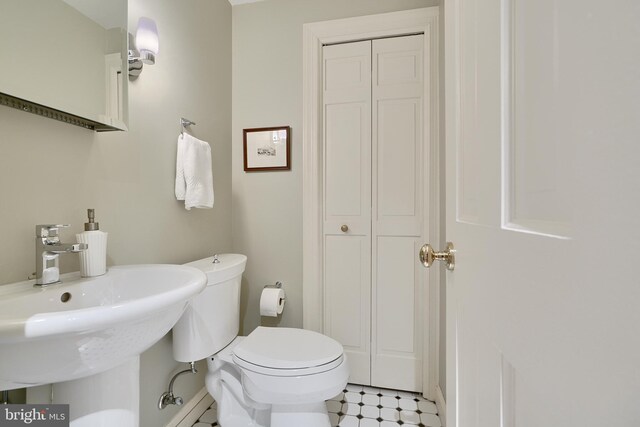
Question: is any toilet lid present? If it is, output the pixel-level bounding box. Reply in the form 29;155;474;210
232;327;343;371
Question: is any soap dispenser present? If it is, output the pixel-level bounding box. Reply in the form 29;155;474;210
76;209;108;277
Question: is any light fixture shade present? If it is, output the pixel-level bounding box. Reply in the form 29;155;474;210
135;17;159;64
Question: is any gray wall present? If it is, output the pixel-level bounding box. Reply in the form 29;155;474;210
0;0;232;425
232;0;437;336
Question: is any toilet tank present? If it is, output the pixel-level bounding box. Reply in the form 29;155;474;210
172;254;247;362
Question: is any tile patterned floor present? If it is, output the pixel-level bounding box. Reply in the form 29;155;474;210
190;384;442;427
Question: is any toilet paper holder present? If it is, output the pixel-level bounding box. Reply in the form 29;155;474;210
265;281;283;289
264;281;286;303
264;282;282;289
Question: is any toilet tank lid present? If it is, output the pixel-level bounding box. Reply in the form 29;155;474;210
184;254;247;286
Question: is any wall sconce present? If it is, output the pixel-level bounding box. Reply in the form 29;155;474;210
128;17;159;77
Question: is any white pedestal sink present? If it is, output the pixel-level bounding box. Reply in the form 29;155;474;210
0;265;207;426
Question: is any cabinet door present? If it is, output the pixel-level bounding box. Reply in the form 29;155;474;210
371;35;425;391
322;40;372;385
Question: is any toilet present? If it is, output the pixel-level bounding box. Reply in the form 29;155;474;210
172;254;349;427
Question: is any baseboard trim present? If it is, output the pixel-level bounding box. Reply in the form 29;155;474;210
435;384;446;427
165;387;214;427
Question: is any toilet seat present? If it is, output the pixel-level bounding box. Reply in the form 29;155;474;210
232;327;344;376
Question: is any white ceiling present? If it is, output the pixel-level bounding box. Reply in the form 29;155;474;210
62;0;264;29
63;0;263;27
228;0;265;5
62;0;126;29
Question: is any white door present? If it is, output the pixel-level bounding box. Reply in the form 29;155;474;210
323;40;373;385
444;0;640;426
371;35;425;391
323;35;426;391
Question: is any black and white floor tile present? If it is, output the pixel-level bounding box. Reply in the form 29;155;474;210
190;384;442;427
327;384;441;427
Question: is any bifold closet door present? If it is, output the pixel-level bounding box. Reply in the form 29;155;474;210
371;35;425;392
322;35;425;391
322;40;372;385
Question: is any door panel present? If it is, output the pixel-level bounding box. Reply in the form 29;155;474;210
372;35;424;391
446;0;640;425
456;0;502;227
372;236;422;390
506;0;571;236
323;40;372;385
323;40;371;236
324;235;371;384
377;99;420;219
325;103;366;218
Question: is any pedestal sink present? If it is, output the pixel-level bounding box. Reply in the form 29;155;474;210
0;265;207;426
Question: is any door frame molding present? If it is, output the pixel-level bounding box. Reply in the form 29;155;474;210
302;7;442;399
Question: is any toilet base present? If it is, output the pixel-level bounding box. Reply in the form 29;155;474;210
271;402;331;427
205;338;345;427
215;402;330;427
207;359;333;427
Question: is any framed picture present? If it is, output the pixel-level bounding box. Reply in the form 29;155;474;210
243;126;291;171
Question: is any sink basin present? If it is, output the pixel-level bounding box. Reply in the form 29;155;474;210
0;264;206;390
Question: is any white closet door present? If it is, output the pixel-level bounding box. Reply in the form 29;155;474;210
322;40;372;385
371;35;425;391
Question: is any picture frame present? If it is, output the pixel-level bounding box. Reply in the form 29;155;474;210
243;126;291;172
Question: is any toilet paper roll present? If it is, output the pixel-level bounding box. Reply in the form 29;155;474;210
260;287;285;317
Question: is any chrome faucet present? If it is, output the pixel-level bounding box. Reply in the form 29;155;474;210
35;224;87;286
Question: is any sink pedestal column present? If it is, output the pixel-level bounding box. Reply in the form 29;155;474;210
28;357;140;427
55;356;140;427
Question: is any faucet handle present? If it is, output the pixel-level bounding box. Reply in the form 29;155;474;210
36;224;71;238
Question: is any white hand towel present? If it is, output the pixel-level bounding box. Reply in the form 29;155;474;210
175;133;214;210
175;134;186;200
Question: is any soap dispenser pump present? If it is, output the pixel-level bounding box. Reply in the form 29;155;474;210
76;209;108;277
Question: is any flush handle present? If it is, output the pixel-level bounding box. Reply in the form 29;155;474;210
419;242;455;271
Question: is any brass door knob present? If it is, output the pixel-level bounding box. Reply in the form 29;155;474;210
341;224;349;233
419;242;455;271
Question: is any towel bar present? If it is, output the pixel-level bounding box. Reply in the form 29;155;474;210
180;117;196;135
